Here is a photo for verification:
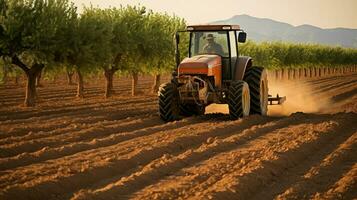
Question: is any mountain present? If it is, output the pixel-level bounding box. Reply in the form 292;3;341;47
211;15;357;48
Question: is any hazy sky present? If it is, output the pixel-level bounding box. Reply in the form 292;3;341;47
73;0;357;29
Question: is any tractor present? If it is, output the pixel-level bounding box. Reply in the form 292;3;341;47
158;24;285;121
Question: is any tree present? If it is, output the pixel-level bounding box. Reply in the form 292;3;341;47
65;6;112;98
120;6;148;96
0;0;76;106
116;7;186;96
143;13;187;93
101;7;129;98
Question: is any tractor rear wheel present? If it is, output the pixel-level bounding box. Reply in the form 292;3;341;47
158;83;180;122
244;66;268;115
179;103;205;116
228;81;250;119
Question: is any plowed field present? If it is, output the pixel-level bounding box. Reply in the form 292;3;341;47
0;73;357;200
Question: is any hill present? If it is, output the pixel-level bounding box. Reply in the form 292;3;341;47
212;15;357;48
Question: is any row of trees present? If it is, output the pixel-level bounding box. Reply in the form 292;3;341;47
240;40;357;69
0;0;185;106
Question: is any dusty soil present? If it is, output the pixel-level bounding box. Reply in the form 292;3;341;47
0;73;356;200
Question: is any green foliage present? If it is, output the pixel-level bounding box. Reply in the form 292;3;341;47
0;0;77;66
62;4;184;76
0;0;185;78
240;40;357;69
141;11;187;74
65;5;112;73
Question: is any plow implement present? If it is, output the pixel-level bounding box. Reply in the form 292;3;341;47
268;94;286;105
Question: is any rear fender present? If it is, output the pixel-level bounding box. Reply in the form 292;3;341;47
234;56;252;80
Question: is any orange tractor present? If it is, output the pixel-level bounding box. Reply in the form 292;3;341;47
158;25;285;121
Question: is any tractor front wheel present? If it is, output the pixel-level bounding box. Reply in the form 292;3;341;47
158;83;180;122
228;81;250;119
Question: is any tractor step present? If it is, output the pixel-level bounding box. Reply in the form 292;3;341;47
268;94;286;105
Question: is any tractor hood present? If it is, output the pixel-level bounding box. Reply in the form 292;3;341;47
178;55;221;75
178;55;222;88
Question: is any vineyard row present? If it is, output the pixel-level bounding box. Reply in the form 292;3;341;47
268;66;357;80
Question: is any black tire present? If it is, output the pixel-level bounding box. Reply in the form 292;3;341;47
244;66;268;115
228;81;250;119
158;83;180;122
179;103;205;116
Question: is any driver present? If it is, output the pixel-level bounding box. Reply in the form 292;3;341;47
203;33;224;56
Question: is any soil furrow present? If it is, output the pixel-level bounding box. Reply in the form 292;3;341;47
0;116;270;200
132;114;352;200
0;108;158;158
70;114;321;200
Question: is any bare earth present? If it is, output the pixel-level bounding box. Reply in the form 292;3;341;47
0;73;356;200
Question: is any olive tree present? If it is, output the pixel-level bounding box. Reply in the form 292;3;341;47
143;13;187;93
65;6;112;98
102;7;130;98
121;6;148;96
0;0;76;106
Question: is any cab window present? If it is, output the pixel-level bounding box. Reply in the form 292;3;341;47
190;31;229;57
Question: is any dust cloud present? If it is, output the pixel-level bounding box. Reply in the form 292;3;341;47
267;79;332;116
205;79;332;116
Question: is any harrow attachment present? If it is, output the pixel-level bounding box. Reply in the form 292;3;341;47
268;94;286;105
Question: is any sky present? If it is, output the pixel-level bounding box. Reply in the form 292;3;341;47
72;0;357;29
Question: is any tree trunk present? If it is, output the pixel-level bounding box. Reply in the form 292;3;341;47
14;75;19;85
66;70;74;85
104;69;115;98
274;70;279;80
76;68;84;98
2;64;8;85
24;64;44;107
131;72;138;96
286;69;291;80
151;74;161;93
25;72;37;107
36;69;43;87
281;69;285;80
11;55;44;106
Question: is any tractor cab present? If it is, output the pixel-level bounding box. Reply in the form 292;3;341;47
186;25;247;81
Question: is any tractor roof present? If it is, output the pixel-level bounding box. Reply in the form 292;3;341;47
186;24;241;31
